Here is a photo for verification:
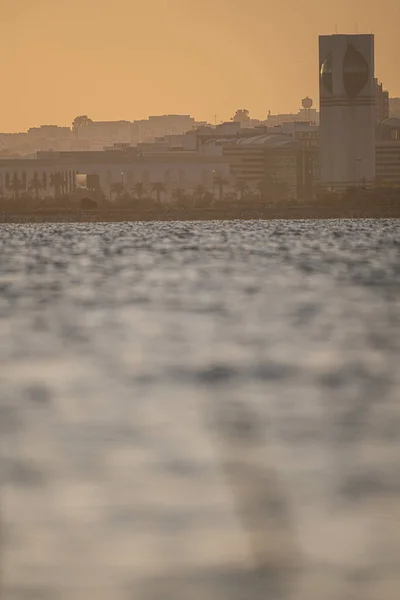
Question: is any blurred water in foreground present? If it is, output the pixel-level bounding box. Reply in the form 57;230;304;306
1;219;400;599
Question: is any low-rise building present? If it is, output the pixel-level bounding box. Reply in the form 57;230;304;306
0;145;231;200
376;139;400;187
389;98;400;119
375;80;389;125
75;120;132;150
378;118;400;141
221;123;319;199
265;102;319;127
130;115;197;145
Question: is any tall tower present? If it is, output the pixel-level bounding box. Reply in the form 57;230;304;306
319;34;375;189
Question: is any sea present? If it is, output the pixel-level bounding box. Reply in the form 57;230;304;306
1;218;400;599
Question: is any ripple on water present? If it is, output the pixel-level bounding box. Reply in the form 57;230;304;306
1;219;400;599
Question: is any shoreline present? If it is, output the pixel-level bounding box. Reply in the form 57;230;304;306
1;205;400;224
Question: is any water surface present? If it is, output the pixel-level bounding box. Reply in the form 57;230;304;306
1;219;400;599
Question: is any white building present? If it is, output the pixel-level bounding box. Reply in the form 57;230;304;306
319;34;376;189
75;121;132;150
0;146;231;199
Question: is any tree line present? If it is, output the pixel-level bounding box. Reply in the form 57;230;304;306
0;170;76;200
0;171;292;212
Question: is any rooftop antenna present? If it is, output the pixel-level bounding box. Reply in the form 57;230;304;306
356;22;359;33
335;23;338;34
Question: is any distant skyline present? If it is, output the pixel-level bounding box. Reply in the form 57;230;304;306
1;0;400;132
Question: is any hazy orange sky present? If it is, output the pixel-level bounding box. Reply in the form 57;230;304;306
1;0;399;131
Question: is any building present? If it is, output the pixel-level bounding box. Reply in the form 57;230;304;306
265;98;319;127
389;98;400;119
375;80;389;125
376;140;400;186
222;123;319;199
130;115;196;145
73;115;198;150
319;34;376;189
223;134;298;196
26;125;73;152
195;122;268;145
376;118;400;186
378;118;400;141
0;133;30;157
0;115;199;157
0;121;324;201
75;120;132;150
0;144;231;200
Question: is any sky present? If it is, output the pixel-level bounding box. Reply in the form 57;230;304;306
1;0;399;132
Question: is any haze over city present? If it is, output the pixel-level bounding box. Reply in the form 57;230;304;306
2;0;400;132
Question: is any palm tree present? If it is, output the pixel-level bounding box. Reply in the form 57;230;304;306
234;181;249;202
151;181;166;205
256;179;266;198
59;172;66;196
133;182;146;201
9;173;22;199
213;172;228;201
42;172;48;193
28;173;42;200
195;184;206;196
110;182;124;199
50;172;63;198
202;190;214;206
257;175;288;204
193;184;213;208
194;184;206;200
171;187;186;207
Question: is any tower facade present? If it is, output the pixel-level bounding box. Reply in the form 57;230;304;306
319;34;375;189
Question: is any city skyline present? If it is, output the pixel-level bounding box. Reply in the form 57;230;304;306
1;0;400;132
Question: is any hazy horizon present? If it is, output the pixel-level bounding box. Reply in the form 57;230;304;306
2;0;400;132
